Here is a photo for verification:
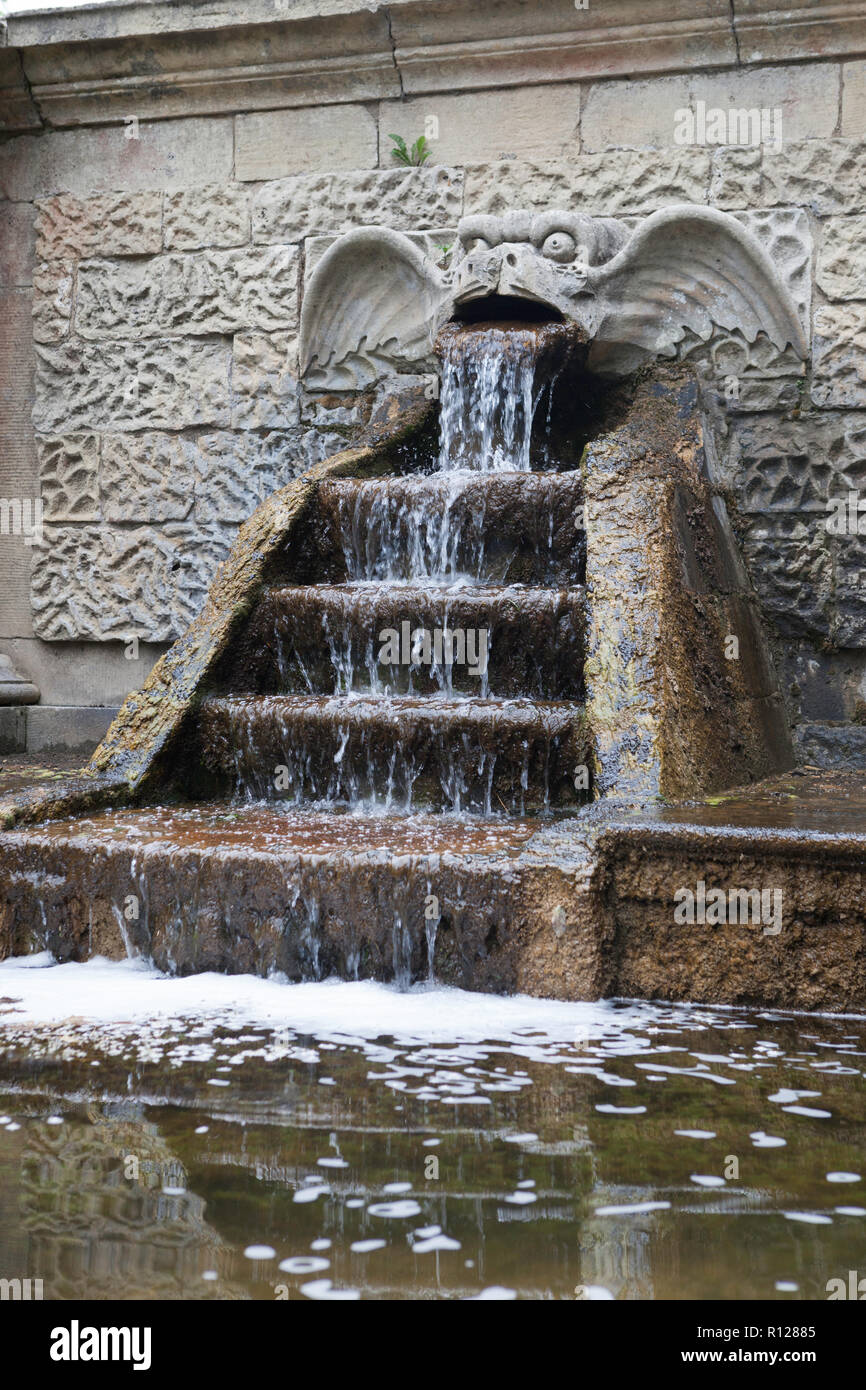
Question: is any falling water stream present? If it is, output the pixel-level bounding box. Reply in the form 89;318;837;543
4;324;866;1303
437;324;543;473
206;324;585;815
9;323;591;986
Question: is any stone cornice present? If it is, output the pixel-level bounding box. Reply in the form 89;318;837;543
0;48;42;131
1;0;865;131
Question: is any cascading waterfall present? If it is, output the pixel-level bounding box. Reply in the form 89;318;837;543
200;321;587;830
7;321;588;989
437;324;545;474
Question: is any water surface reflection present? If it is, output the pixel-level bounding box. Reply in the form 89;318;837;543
0;960;863;1301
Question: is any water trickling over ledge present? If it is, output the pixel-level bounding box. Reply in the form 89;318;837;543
198;324;591;819
0;333;822;1005
438;324;547;473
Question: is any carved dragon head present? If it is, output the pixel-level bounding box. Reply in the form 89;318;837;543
300;205;807;388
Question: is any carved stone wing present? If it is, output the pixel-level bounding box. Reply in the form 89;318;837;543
299;227;448;390
585;206;808;376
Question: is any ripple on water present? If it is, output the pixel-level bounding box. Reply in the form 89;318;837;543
0;965;865;1300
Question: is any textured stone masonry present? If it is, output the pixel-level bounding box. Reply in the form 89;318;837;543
32;260;73;344
812;306;866;409
251;167;464;243
31;522;235;642
465;149;711;217
817;216;866;301
17;126;866;657
231;332;300;430
711;140;866;216
35;192;162;261
33;338;233;434
76;246;298;339
37;434;100;521
163;186;250;252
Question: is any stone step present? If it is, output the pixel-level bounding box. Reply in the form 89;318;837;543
0;801;601;994
287;470;585;585
794;722;866;770
0;704;119;756
197;694;590;814
5;776;866;1008
225;582;586;699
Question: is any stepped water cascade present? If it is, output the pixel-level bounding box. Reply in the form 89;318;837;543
1;320;602;990
4;237;865;1011
5;13;866;1314
201;323;589;818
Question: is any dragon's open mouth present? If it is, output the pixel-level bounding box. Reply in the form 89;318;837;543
451;294;563;325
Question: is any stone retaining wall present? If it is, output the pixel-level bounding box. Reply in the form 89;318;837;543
1;0;866;729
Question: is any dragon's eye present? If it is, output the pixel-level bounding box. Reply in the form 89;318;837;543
464;236;490;255
542;231;576;264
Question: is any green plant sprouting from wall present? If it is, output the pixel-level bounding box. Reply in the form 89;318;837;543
388;133;431;167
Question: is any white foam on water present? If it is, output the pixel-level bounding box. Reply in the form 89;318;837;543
0;954;659;1044
782;1212;833;1225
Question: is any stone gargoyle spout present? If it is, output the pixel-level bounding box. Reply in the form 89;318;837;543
300;205;807;387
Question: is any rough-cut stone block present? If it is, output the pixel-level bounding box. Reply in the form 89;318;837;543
236;105;378;182
741;515;832;640
727;414;866;512
231;332;300;430
31;522;234;642
833;537;866;647
290;427;351;472
735;208;812;333
0;202;35;288
31;260;73;344
76;245;297;340
163;186;250;251
378;84;581;165
299;391;372;431
191;429;343;522
711;140;866;215
252;167;464;244
37;434;100;521
816;215;866;300
102;433;195;523
0;118;234;202
257;429;306;484
34;339;232;434
34;192;162;261
812;305;866;408
582;63;838;152
193;431;272;524
464;148;710;217
841;61;866;138
701;376;803;414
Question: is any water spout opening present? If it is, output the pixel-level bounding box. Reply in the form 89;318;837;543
451;295;564;325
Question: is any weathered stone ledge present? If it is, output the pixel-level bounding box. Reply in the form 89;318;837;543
2;0;865;131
